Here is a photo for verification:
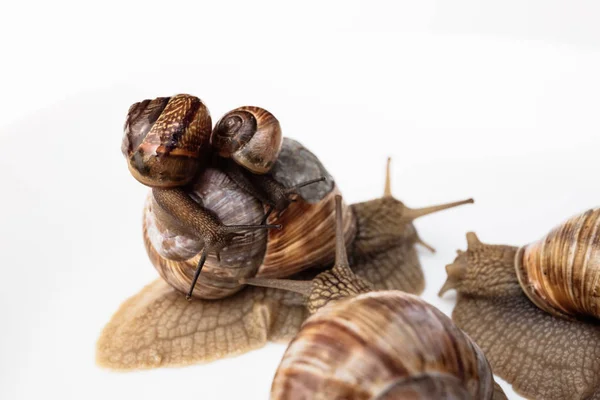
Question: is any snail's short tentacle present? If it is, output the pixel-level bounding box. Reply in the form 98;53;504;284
439;232;521;298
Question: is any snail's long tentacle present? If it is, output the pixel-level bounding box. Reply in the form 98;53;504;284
186;248;208;301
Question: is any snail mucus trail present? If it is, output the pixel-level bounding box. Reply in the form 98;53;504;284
242;196;506;400
122;94;327;299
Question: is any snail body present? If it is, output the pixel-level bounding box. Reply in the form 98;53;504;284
440;209;600;399
97;94;474;369
244;196;505;400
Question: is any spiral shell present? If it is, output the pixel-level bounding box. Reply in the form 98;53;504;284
143;139;356;299
144;167;268;299
122;94;212;188
271;291;498;400
516;208;600;321
211;106;282;174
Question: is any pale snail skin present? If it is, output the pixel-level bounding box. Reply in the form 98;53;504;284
440;209;600;400
243;196;506;400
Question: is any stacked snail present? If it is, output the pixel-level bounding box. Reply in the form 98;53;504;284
440;211;600;399
96;94;473;371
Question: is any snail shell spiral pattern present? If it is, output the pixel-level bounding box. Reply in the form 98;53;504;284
272;291;498;400
516;208;600;321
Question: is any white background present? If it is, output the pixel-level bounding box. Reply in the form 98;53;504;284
2;1;600;399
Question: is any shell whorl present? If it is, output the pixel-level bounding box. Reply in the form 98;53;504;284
122;94;212;188
211;106;282;174
516;208;600;321
271;291;496;400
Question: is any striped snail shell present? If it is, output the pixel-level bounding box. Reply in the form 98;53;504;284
273;291;503;400
516;208;600;321
144;138;355;299
211;106;283;174
244;196;505;400
121;94;212;188
440;209;600;400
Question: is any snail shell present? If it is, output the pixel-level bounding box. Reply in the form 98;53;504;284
122;94;212;188
272;291;502;400
441;215;600;400
143;138;356;299
516;208;600;321
211;106;282;174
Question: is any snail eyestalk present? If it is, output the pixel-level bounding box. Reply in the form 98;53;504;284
403;198;474;221
239;277;312;296
284;176;327;194
334;195;350;269
222;223;282;232
384;157;392;197
186;248;208;301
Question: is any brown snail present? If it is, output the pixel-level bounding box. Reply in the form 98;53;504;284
123;94;336;299
440;209;600;400
242;196;506;400
96;95;473;369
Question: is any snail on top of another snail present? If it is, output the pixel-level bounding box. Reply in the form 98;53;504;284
96;94;473;370
241;195;507;400
440;210;600;400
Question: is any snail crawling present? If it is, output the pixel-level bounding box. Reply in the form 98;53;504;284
96;94;473;370
242;196;507;400
440;209;600;400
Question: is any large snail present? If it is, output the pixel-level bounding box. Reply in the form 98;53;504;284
439;209;600;400
242;196;507;400
96;94;473;369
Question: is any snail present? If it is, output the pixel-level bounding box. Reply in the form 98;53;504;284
439;209;600;400
122;94;335;299
96;95;473;369
241;196;507;400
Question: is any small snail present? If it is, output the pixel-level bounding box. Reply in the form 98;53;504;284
242;196;506;400
96;95;473;369
440;209;600;400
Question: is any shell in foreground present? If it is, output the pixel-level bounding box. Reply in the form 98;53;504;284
271;291;499;400
516;208;600;321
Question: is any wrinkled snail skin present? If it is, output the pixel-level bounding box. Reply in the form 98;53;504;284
144;167;269;299
122;94;212;188
441;223;600;400
244;196;504;400
350;160;474;294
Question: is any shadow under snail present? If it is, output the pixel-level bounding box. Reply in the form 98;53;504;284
96;94;473;370
440;209;600;400
241;195;507;400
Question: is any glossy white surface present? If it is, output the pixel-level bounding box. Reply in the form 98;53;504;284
2;1;600;399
